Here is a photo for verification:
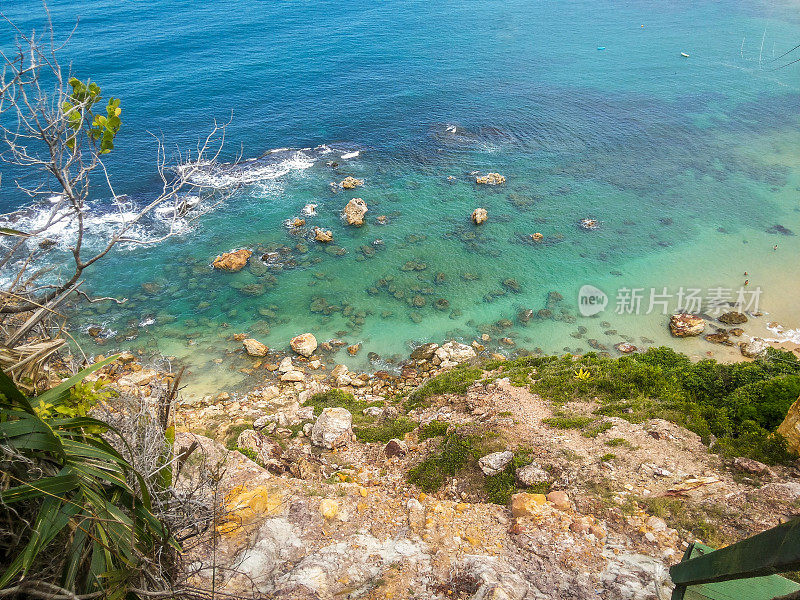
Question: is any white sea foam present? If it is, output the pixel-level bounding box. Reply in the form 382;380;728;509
764;322;800;344
181;150;315;188
340;150;360;159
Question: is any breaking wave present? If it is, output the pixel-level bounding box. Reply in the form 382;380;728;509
179;143;363;188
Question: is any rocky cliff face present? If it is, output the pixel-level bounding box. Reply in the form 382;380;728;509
99;348;800;600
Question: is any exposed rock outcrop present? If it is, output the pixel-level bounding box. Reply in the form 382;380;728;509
212;248;252;272
342;198;368;226
340;176;363;190
311;407;353;449
471;208;488;225
668;313;705;337
476;172;505;185
290;333;318;358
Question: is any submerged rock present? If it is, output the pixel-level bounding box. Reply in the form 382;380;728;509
212;248;252;272
342;198;368;226
668;313;705;337
719;311;747;325
471;207;488;225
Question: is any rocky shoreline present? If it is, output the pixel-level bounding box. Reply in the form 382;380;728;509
86;328;800;600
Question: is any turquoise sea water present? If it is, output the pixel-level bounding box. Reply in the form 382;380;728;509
1;0;799;395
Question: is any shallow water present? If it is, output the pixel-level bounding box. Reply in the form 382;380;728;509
1;0;799;396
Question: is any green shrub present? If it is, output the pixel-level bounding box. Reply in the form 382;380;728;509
356;417;417;443
407;432;478;491
504;347;800;465
406;365;483;410
483;449;545;504
419;419;449;440
0;356;176;598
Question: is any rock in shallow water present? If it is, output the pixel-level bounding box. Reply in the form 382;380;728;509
342;198;368;226
290;333;317;357
668;313;705;337
212;248;252;272
243;338;268;356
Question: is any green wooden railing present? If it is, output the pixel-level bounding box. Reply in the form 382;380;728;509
670;518;800;600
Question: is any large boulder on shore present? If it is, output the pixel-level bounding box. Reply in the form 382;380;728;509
290;333;318;357
243;338;268;356
212;248;252;272
739;337;768;358
478;451;513;476
236;429;282;467
342;198;368;226
668;313;705;337
434;341;477;364
311;407;353;449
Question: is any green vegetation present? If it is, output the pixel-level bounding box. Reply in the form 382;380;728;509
484;449;549;504
642;497;732;548
583;421;614;438
236;445;261;464
405;364;483;410
0;357;176;598
356;417;417;443
224;421;255;449
419;419;449;439
600;453;616;462
407;431;480;492
494;347;800;464
605;437;631;448
542;414;595;430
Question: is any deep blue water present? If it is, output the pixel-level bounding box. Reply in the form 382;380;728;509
1;0;799;392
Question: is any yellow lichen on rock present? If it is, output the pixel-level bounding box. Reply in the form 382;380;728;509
216;485;282;536
320;498;339;520
511;492;547;518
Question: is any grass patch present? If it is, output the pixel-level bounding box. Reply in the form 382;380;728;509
605;437;631;448
600;453;616;462
642;497;732;548
405;365;483;410
542;415;594;430
419;420;449;440
356;417;417;444
583;421;614;438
